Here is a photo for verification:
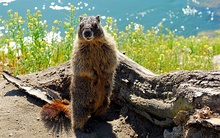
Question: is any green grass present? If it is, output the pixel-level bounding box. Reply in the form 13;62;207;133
109;22;220;73
0;6;220;75
0;6;77;74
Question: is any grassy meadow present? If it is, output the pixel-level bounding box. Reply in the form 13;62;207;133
0;6;220;75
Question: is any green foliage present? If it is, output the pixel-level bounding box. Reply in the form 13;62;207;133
0;7;220;75
114;22;220;73
0;6;77;74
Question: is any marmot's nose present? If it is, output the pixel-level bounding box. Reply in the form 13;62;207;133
84;30;93;37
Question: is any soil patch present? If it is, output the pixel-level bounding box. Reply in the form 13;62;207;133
0;75;164;138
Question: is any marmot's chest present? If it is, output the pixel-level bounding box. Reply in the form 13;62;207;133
82;43;109;62
87;43;113;70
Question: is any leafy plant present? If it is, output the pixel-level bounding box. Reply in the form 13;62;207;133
0;5;219;75
0;5;77;74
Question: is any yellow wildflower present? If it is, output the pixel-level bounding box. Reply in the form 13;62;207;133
69;27;74;32
51;26;55;31
14;12;19;18
64;22;70;27
9;22;13;26
125;26;129;31
27;9;30;13
54;20;59;24
70;5;75;12
7;10;11;14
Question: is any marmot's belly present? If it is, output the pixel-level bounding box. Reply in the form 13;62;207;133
91;79;106;113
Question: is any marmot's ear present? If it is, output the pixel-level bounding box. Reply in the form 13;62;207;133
96;15;100;23
79;16;83;21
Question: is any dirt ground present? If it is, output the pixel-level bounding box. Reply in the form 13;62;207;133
0;77;164;138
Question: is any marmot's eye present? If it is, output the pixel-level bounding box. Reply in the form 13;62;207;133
80;23;84;28
93;23;98;28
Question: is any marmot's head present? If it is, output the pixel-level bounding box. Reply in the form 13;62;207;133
78;15;103;41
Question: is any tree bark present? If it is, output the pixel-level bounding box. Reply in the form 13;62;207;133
4;52;220;135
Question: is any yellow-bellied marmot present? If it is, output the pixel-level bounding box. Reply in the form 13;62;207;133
70;15;118;131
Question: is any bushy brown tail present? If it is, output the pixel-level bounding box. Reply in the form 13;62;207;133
40;99;72;134
41;99;71;122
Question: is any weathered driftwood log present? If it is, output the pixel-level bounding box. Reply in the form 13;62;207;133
4;52;220;136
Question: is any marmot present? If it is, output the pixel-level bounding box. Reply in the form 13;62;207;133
40;15;118;132
70;15;118;131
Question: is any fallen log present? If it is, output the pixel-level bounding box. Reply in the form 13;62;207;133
2;71;60;104
3;52;220;136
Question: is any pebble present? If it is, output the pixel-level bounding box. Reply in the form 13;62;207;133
9;133;13;137
36;117;40;121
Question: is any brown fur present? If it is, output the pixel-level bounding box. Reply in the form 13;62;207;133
41;99;71;121
70;15;118;131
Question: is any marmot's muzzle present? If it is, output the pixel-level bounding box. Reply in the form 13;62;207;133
83;29;94;41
